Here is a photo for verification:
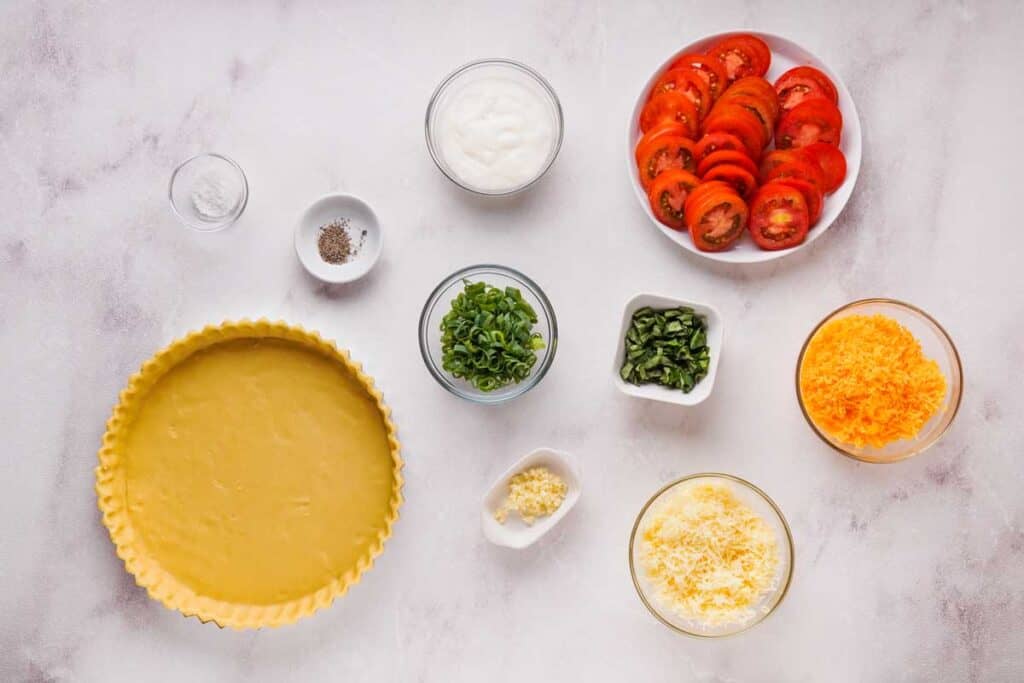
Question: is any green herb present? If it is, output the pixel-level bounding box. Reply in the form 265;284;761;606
440;280;546;392
619;306;710;392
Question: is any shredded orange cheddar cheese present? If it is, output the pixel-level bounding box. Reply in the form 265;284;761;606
799;314;947;448
638;483;779;625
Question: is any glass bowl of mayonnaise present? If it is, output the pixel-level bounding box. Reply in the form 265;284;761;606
425;59;564;196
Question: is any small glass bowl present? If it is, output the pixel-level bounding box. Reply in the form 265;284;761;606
424;59;564;196
629;473;794;638
418;264;558;404
168;153;248;231
796;298;963;463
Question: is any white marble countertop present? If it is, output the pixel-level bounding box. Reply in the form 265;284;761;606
2;1;1022;681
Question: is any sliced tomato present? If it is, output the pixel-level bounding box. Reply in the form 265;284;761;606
635;135;697;190
764;160;826;196
774;66;838;112
773;177;823;226
714;92;774;143
650;68;713;118
749;182;809;250
647;170;702;231
706;34;771;80
634;122;690;164
684;183;748;251
723;76;779;122
640;91;700;136
694;132;747;160
697;149;758;177
776;99;843;148
758;150;805;181
668;53;729;100
702;163;757;200
800;142;847;193
702;106;765;158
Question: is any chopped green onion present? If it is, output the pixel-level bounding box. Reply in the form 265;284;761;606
440;280;546;392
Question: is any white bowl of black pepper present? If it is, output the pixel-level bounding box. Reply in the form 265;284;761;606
294;193;382;284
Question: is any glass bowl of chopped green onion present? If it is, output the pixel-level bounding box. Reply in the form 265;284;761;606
613;293;723;406
419;265;557;404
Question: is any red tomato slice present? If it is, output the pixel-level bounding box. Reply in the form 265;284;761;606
706;34;771;80
776;99;843;148
669;53;729;100
702;163;758;200
647;170;702;231
635;135;698;190
703;105;765;158
697;149;758;178
684;184;748;251
749;182;809;250
650;68;713;118
800;142;847;193
715;92;774;143
773;177;823;226
694;132;747;160
774;66;838;111
634;122;690;164
723;76;779;122
764;159;826;193
758;150;804;181
640;91;700;136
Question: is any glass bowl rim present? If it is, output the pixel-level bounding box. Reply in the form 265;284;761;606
423;58;565;197
794;297;964;463
417;263;558;405
627;472;795;639
168;152;249;232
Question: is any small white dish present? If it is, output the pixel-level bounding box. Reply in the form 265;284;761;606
482;447;580;549
294;193;382;284
626;30;863;263
612;293;723;406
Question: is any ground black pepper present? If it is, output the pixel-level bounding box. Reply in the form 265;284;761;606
318;218;358;264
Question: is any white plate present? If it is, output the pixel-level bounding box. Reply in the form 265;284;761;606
294;193;383;283
481;447;581;549
612;293;723;406
627;30;862;264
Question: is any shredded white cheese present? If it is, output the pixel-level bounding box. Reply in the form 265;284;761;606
638;482;780;625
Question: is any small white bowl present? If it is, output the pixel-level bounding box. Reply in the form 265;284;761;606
294;193;382;283
481;447;581;549
612;293;723;406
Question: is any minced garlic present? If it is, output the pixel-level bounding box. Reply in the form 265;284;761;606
638;482;779;625
799;313;947;448
495;466;567;525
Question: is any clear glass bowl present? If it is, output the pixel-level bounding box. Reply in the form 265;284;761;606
424;58;564;196
796;298;963;463
168;153;248;231
418;264;558;404
629;473;794;638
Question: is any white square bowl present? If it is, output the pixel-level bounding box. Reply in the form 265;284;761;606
481;447;581;549
612;293;723;406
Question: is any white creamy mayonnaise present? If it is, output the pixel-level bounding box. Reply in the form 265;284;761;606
435;76;556;192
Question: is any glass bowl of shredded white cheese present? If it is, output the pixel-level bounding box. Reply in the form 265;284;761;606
629;473;794;637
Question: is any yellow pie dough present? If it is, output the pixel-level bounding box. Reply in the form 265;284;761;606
96;321;402;629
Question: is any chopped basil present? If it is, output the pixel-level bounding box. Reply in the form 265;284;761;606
619;306;710;392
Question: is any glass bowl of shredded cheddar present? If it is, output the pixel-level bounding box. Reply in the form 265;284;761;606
796;299;963;463
629;474;794;638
